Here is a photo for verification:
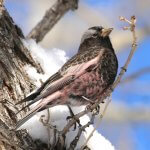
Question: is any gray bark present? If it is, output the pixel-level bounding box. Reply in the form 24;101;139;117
0;6;46;150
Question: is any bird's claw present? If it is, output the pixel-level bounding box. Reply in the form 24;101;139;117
67;105;81;130
86;104;100;115
86;104;93;111
92;105;100;115
66;115;81;130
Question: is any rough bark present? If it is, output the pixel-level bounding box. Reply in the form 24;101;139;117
0;6;46;150
27;0;79;43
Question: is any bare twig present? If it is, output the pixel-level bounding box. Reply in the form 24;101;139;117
61;103;99;135
39;109;58;149
69;122;91;150
27;0;79;43
112;16;137;89
80;15;138;148
80;98;111;149
46;109;51;149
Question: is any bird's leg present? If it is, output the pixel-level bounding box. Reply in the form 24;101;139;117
66;105;81;130
86;103;100;116
91;105;100;115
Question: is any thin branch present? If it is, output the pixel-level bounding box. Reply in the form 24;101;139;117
39;109;58;149
80;98;111;149
61;103;99;135
27;0;79;43
46;109;51;149
69;114;95;150
81;15;138;148
69;121;91;150
112;16;137;89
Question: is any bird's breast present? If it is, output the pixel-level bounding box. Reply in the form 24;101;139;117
97;50;118;86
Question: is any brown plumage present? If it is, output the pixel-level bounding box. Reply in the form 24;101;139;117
16;26;118;129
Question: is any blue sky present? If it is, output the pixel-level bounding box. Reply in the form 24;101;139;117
113;36;150;105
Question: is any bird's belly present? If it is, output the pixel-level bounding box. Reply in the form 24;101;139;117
63;70;107;105
67;97;87;106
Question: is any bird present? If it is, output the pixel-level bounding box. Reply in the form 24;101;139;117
16;26;118;129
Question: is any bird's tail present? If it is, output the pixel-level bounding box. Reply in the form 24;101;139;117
16;91;61;130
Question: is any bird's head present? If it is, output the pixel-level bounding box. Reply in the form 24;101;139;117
80;26;113;50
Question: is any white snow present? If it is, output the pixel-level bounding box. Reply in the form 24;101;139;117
20;39;115;150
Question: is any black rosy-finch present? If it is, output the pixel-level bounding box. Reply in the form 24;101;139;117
16;26;118;129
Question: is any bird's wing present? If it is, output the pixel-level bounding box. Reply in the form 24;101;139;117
16;71;62;105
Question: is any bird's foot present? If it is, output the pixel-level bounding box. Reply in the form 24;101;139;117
82;96;99;114
86;103;100;116
92;105;100;115
66;105;81;130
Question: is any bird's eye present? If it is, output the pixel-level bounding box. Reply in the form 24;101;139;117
92;33;97;37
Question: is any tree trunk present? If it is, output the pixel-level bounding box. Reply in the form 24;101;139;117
0;6;46;150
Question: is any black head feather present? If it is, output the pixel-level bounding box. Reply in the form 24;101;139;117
79;26;114;52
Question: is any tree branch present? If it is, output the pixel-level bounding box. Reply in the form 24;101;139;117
69;114;95;150
27;0;79;43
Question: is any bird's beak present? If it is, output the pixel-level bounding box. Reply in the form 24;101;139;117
101;28;113;37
